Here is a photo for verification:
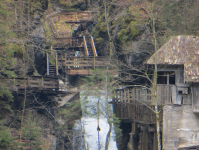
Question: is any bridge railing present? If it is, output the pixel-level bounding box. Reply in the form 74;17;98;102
112;84;175;105
10;76;59;90
58;56;108;69
112;86;152;105
55;37;83;47
51;12;95;23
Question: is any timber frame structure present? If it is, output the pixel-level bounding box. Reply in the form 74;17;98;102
4;10;106;93
111;35;199;150
45;11;107;76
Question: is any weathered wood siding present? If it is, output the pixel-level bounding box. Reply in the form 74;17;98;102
113;85;191;106
192;84;199;112
112;103;161;124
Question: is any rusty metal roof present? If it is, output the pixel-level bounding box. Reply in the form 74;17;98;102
147;35;199;82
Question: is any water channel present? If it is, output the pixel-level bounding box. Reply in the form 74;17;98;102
72;92;118;150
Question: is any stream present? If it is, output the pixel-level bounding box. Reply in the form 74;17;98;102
72;93;118;150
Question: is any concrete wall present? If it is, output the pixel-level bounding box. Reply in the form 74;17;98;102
163;105;199;150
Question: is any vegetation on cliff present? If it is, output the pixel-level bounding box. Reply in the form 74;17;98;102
1;0;199;150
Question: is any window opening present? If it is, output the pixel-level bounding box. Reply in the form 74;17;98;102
169;72;175;84
157;72;167;84
157;71;175;84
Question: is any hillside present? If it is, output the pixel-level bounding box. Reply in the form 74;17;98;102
0;0;199;150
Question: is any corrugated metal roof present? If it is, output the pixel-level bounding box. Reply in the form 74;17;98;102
147;35;199;82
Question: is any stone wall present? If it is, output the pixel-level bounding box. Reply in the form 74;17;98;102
163;105;199;150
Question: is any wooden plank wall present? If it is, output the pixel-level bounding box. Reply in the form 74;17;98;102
112;103;161;124
192;83;199;112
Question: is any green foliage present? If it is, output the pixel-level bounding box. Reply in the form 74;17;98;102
21;118;43;150
116;16;139;44
0;120;18;150
82;68;107;90
95;37;104;44
129;21;138;38
0;87;13;113
91;20;107;39
43;22;52;42
0;1;18;114
112;17;123;25
111;115;122;138
124;16;132;24
117;29;128;44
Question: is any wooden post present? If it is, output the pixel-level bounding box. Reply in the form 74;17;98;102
128;88;130;103
91;36;98;56
27;77;29;88
153;132;157;150
93;56;95;69
47;53;49;76
55;51;58;76
124;89;126;103
41;76;43;88
131;122;137;150
167;72;169;85
83;36;89;56
120;90;122;102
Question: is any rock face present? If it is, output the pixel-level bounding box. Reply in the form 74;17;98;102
118;29;154;67
31;25;47;75
125;30;154;66
34;51;46;75
4;91;81;150
118;29;154;85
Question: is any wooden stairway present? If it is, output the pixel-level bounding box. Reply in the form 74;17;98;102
85;36;94;56
49;65;56;77
46;53;58;77
83;36;98;57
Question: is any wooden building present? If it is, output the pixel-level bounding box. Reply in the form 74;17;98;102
112;35;199;150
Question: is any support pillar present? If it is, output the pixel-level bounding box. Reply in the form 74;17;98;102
128;122;137;150
153;131;158;150
141;126;148;150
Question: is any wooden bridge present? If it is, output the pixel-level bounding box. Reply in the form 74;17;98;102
53;36;98;57
111;85;179;125
47;35;107;76
1;76;59;91
112;84;182;106
111;86;164;150
58;55;108;75
51;12;95;23
45;10;107;76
